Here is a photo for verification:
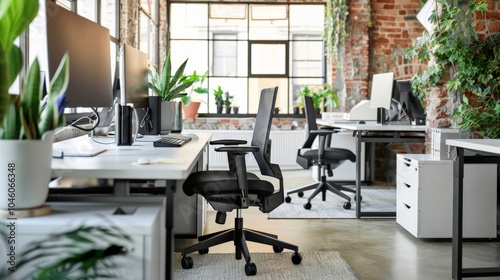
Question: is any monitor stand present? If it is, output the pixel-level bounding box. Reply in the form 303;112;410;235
376;107;388;125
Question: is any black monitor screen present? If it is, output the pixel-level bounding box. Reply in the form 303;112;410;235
46;1;113;108
119;44;149;108
396;80;425;120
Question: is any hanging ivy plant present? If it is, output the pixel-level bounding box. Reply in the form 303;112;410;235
405;0;500;138
324;0;349;67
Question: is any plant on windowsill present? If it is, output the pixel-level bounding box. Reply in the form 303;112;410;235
405;0;500;138
224;91;234;114
148;51;195;131
0;0;70;210
213;85;225;114
180;70;209;119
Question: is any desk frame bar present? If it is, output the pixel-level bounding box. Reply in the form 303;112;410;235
452;149;500;279
354;131;425;218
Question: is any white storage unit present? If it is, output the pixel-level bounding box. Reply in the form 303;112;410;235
11;198;165;280
396;154;497;238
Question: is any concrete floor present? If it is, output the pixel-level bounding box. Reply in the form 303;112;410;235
175;169;500;280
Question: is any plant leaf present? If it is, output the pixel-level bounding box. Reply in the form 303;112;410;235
0;0;38;51
0;43;8;126
21;57;41;139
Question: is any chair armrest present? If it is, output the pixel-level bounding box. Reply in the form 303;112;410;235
215;145;259;154
309;129;336;136
210;139;247;145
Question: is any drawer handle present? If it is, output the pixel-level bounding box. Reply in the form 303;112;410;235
403;183;411;189
404;162;410;167
403;203;411;209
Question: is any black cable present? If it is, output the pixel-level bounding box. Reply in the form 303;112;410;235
69;108;100;132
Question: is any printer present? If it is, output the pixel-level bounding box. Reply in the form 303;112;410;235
343;100;378;121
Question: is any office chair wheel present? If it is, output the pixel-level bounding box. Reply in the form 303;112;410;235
273;246;284;253
181;256;193;269
354;195;362;202
285;196;292;203
291;252;302;265
343;201;351;209
245;262;257;276
298;191;304;197
198;248;209;254
304;202;312;210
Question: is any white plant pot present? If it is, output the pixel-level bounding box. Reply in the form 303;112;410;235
0;131;55;209
160;101;176;134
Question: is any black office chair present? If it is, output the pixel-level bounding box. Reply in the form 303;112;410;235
285;96;356;210
180;87;302;276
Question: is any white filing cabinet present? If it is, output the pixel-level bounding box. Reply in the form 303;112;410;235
396;154;497;238
7;198;165;280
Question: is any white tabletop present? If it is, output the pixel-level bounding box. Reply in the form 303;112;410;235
51;133;212;180
317;120;427;132
446;138;500;155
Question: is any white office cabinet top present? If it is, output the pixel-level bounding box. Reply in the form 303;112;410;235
396;154;497;238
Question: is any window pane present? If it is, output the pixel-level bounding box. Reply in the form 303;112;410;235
207;78;247;114
102;0;117;37
209;4;247;39
289;5;324;38
170;4;208;39
290;77;324;108
250;43;287;75
212;34;237;76
139;11;158;65
169;40;209;75
248;78;288;114
77;0;96;21
56;0;72;10
291;40;323;77
141;0;158;21
249;5;288;40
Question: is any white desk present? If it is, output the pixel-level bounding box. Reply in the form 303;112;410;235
317;120;426;218
51;133;212;280
446;139;500;280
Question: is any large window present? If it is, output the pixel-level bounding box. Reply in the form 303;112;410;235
139;0;159;67
169;2;325;114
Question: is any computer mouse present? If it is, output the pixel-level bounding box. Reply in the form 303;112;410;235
137;157;151;165
358;120;366;124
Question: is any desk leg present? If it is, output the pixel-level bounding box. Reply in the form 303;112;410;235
452;147;464;280
165;180;176;280
355;131;362;218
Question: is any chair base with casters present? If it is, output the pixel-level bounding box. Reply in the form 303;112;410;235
181;209;302;276
285;166;357;210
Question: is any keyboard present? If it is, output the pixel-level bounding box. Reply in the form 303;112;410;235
153;135;192;147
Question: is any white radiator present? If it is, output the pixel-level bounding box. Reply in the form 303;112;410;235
197;130;305;170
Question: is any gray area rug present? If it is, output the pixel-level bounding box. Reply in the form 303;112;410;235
268;188;396;219
173;251;358;279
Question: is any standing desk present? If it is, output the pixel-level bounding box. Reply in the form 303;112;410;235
446;139;500;280
51;132;212;280
317;120;426;218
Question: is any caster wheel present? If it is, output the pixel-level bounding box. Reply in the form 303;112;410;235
304;202;312;210
181;256;193;269
291;252;302;265
285;196;292;203
343;201;351;209
245;262;257;276
298;192;304;197
354;195;362;202
273;246;284;253
198;248;209;254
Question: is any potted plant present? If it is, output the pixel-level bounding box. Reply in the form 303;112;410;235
320;83;339;111
0;0;69;210
213;85;225;114
224;91;234;114
148;51;195;133
181;70;208;119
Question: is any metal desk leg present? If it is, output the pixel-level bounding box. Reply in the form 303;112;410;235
452;147;464;280
355;131;362;218
164;180;176;280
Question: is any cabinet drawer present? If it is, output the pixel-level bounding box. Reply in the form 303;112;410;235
396;158;419;186
396;180;417;208
396;197;418;235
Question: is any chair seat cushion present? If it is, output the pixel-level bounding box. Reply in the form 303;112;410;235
183;171;275;197
300;147;356;163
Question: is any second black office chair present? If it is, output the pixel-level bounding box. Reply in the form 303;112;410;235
180;87;301;276
286;96;357;210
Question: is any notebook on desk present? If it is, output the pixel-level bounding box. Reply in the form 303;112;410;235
53;148;107;158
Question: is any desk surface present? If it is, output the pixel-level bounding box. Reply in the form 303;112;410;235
52;133;211;180
447;138;500;154
317;120;427;132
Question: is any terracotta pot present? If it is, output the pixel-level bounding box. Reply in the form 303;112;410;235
182;101;201;119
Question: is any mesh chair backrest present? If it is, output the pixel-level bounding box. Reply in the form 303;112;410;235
302;95;318;148
251;87;278;177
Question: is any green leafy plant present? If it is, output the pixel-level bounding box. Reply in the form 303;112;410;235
0;0;69;140
180;70;209;106
0;223;131;279
405;0;500;138
213;85;225;107
324;0;349;67
299;84;338;109
148;51;195;102
224;91;233;108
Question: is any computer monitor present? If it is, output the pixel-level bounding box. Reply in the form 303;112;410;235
396;80;426;122
369;72;395;111
45;1;113;108
119;44;149;108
